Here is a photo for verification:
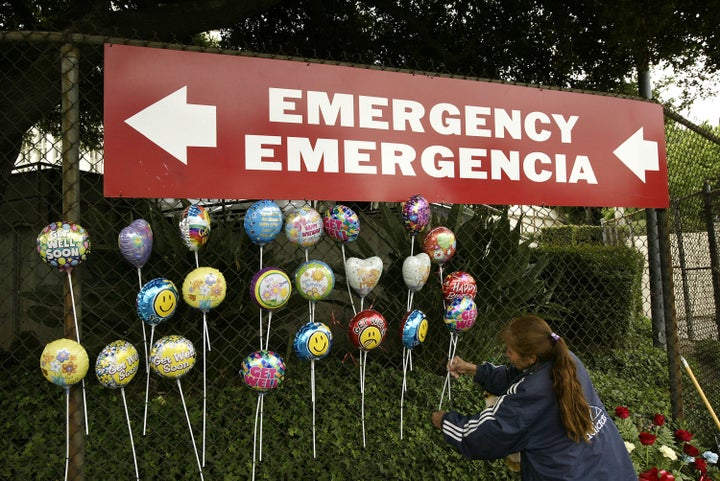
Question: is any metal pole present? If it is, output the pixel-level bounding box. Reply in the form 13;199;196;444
703;181;720;336
61;42;85;481
639;70;666;347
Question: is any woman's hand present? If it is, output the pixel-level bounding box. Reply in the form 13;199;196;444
447;356;477;379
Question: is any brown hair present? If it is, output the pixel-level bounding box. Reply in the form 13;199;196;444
500;314;592;443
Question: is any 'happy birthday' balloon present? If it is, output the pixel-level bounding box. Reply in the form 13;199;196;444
322;205;360;244
182;267;226;313
285;206;324;248
293;322;333;361
442;271;477;301
95;340;140;389
294;260;335;302
422;226;456;265
401;194;430;234
118;219;153;269
36;221;91;273
40;338;89;388
149;335;196;379
348;309;387;352
444;296;477;333
179;204;211;251
400;309;429;350
137;278;179;326
240;350;286;393
249;267;292;310
244;200;284;246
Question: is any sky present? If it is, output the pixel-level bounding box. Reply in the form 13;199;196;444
654;64;720;126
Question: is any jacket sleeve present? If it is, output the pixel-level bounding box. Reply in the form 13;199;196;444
473;361;522;395
441;375;533;460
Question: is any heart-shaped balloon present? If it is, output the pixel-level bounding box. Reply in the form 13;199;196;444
244;200;284;246
423;226;456;265
401;194;430;234
401;253;431;292
345;256;383;298
118;219;153;268
323;204;360;244
285;206;324;248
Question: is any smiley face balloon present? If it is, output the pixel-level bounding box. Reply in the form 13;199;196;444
40;338;89;388
136;278;179;326
400;309;429;350
293;322;333;361
348;309;387;352
95;340;140;389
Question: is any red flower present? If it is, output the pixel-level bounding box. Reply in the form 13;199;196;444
639;467;676;481
674;429;693;442
615;406;630;419
692;457;708;473
683;442;700;457
639;431;657;445
653;413;666;427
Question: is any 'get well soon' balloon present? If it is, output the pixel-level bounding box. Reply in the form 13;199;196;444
37;221;91;273
240;350;286;393
95;340;140;389
149;335;196;379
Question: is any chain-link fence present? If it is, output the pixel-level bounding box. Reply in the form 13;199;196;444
3;31;720;480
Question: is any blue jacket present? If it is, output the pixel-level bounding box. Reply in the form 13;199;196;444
440;353;636;480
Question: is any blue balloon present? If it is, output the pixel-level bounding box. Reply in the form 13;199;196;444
136;278;179;326
400;309;428;349
293;322;333;361
244;200;284;246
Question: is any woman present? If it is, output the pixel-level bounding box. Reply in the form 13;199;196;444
431;315;635;480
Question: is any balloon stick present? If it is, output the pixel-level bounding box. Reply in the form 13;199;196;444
177;379;204;481
143;325;156;436
121;388;140;481
438;333;459;410
341;245;358;315
194;250;200;269
64;389;70;481
66;271;89;435
311;359;317;459
360;349;367;448
202;313;208;467
251;394;265;481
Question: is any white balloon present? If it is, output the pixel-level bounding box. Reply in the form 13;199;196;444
345;256;383;297
402;253;431;292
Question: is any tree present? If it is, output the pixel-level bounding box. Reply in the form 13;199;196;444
2;0;720;199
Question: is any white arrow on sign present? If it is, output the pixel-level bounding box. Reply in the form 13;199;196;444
613;127;659;183
125;86;216;164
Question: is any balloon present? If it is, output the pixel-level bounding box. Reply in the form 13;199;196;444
442;271;477;301
244;200;284;246
36;221;91;273
422;226;456;265
240;350;286;393
249;267;292;310
136;278;179;326
179;204;211;251
345;256;383;298
182;267;226;312
401;253;431;292
444;296;477;333
95;340;140;389
294;260;335;301
348;309;387;352
322;205;360;244
400;309;429;350
285;206;324;248
293;322;333;361
40;338;89;388
401;194;430;234
149;335;196;379
118;219;153;268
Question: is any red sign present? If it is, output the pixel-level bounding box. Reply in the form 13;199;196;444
104;44;668;208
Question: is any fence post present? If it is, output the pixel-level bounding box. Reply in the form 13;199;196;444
657;208;684;420
61;42;85;481
672;199;696;339
702;181;720;336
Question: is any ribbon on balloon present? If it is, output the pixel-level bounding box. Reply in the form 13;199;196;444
40;338;89;481
36;221;91;435
95;340;141;480
149;335;204;480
